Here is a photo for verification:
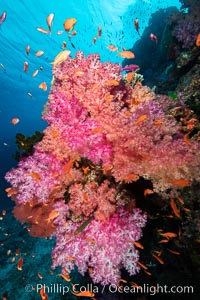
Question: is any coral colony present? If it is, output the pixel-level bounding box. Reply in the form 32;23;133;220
5;51;200;284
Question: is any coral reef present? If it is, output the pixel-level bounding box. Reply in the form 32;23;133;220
5;51;200;285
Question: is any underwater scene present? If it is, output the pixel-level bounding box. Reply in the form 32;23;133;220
0;0;200;299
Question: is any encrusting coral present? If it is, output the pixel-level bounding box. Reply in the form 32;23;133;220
5;51;200;284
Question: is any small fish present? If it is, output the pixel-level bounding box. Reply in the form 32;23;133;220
159;239;169;243
106;79;119;86
154;120;164;126
40;286;48;300
118;50;135;59
57;30;63;35
144;189;154;197
107;44;118;52
159;232;177;238
11;118;20;125
63;18;76;32
143;269;152;276
71;30;77;36
134;19;140;36
17;257;23;270
36;27;49;34
121;64;139;72
26;45;30;55
152;253;164;264
7;249;11;256
132;241;144;249
196;33;200;47
183;132;192;146
35;50;44;57
0;11;6;25
46;13;54;32
32;69;39;77
137;261;148;270
176;196;184;205
71;290;95;297
167;248;180;255
170;198;180;218
92;37;97;44
28;172;41;182
50;50;71;67
57;274;71;281
27;92;33;98
135;114;147;124
38;82;47;91
123;173;139;183
0;63;6;72
2;210;6;216
45;210;60;224
15;248;20;255
150;33;158;43
97;26;102;38
38;272;43;279
169;179;192;187
24;61;28;72
62;41;67;48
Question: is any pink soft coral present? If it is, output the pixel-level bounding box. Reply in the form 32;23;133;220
52;203;147;285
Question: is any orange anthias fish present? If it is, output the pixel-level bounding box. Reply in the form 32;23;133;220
24;61;28;72
152;253;164;264
63;18;76;32
40;286;48;300
46;13;54;32
144;189;154;197
107;44;118;52
38;82;47;91
45;210;60;224
169;179;192;187
135;114;147;124
35;50;44;57
134;18;140;36
51;50;71;67
17;257;23;270
159;232;177;238
170;198;180;218
118;50;135;59
132;241;144;249
57;273;71;281
137;261;148;270
71;290;95;297
36;27;49;34
38;272;43;279
106;79;119;86
123;173;139;183
196;33;200;47
28;172;41;182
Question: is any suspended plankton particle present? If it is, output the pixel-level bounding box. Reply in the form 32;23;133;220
50;50;71;67
35;50;44;57
63;18;76;32
46;13;54;32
